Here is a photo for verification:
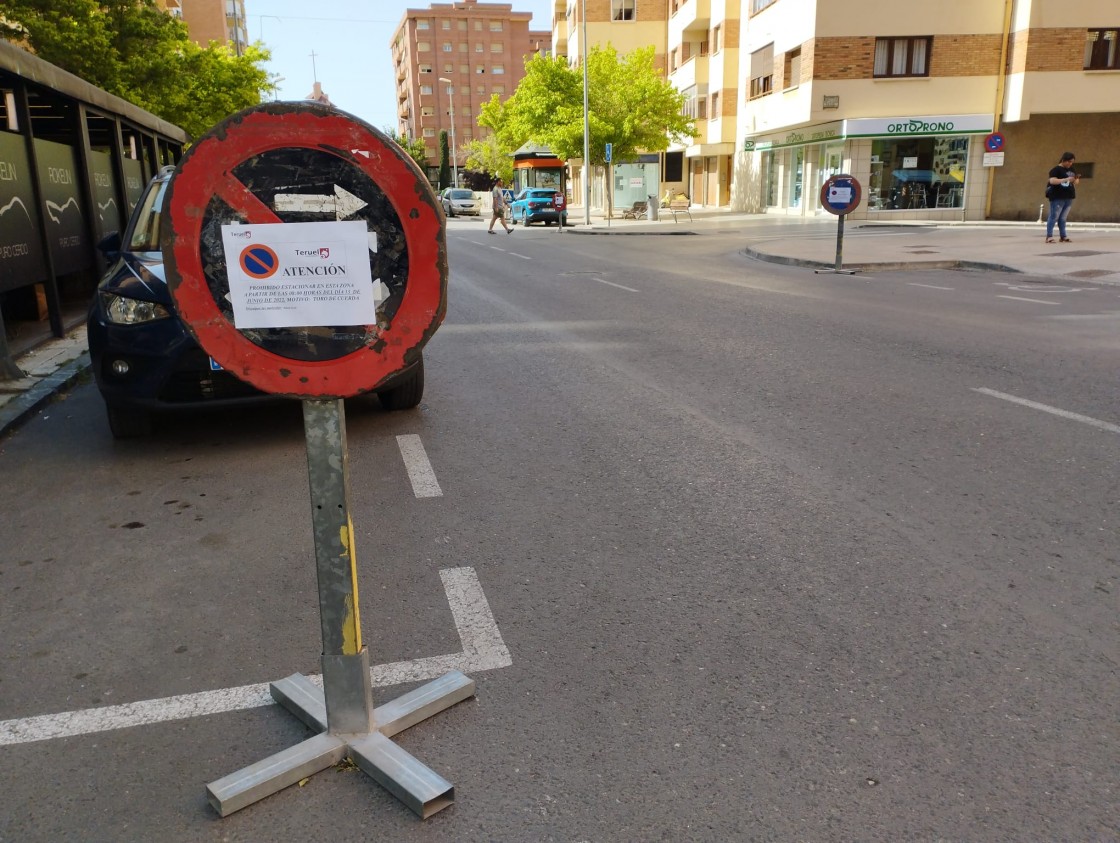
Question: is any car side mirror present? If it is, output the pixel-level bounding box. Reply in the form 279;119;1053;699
97;231;121;259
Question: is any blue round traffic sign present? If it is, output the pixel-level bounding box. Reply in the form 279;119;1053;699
984;132;1005;153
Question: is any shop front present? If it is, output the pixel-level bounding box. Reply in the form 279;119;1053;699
746;114;993;220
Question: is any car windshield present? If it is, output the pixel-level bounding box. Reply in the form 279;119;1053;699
527;190;556;199
449;189;473;199
127;179;167;252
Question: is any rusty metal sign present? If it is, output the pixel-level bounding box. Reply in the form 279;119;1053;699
161;101;446;398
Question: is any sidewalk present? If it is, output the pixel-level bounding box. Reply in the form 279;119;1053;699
3;215;1117;438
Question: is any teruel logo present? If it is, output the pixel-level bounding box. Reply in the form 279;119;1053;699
294;247;330;259
319;247;330;259
229;229;252;239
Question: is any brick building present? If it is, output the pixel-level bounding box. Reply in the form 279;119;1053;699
733;0;1119;221
391;0;550;180
159;0;249;56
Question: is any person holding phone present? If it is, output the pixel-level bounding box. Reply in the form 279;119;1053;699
1045;152;1080;243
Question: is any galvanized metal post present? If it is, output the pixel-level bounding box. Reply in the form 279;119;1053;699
835;213;845;272
302;398;374;734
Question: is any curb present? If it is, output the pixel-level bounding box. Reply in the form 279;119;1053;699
741;246;1018;275
0;352;91;439
566;228;697;236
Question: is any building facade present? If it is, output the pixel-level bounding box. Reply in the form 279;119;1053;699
391;0;549;180
159;0;249;56
734;0;1119;221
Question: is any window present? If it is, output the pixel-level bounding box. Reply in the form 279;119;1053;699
874;36;931;78
459;42;468;52
492;64;505;74
458;20;466;31
442;20;450;29
420;64;432;74
442;42;452;52
421;106;434;116
750;0;777;13
1084;29;1119;70
612;0;635;21
493;85;505;95
710;91;720;118
712;25;721;53
417;41;431;51
417;20;429;30
474;20;482;30
476;66;486;74
670;48;678;72
423;128;435;137
749;44;774;99
460;64;470;73
491;42;503;52
784;47;801;89
476;43;484;52
477;84;486;94
420;84;433;94
490;21;503;32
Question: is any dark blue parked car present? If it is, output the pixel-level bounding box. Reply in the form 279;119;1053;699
87;168;423;438
509;188;567;226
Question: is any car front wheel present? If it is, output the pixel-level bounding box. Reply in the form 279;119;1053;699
378;359;424;411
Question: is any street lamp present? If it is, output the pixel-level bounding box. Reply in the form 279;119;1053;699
438;77;458;187
581;0;590;226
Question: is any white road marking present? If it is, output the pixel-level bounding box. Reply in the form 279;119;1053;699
590;277;639;293
973;388;1120;434
997;295;1060;305
908;283;955;290
396;434;442;498
0;567;510;746
509;252;533;260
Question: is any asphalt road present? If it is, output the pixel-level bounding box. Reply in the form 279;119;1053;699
1;217;1117;841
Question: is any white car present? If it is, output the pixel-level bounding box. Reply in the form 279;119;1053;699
440;188;479;217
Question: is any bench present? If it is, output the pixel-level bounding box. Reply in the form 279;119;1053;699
668;197;692;222
622;201;648;220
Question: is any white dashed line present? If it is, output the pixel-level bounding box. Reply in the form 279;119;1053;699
908;283;955;290
509;252;533;260
997;295;1060;305
0;568;510;746
591;277;639;293
396;434;442;497
973;388;1120;434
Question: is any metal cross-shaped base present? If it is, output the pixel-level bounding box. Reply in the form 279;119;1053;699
207;663;475;819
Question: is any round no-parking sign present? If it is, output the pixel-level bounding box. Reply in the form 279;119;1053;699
161;101;447;399
819;174;862;216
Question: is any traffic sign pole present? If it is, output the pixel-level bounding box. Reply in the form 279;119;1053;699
161;102;469;820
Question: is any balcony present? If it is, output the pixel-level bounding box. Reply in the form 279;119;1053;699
670;0;710;37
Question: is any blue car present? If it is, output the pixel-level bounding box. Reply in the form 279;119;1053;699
509;188;567;226
86;168;423;438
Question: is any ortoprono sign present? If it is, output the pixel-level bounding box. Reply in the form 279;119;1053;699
161;101;447;399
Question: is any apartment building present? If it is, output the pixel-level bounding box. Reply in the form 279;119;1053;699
667;0;740;205
391;0;549;179
734;0;1119;222
159;0;249;56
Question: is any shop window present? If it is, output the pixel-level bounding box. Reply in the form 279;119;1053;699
869;136;967;210
1084;29;1119;70
762;151;777;206
784;48;801;90
874;36;931;78
788;147;803;208
750;44;774;99
664;151;684;182
612;0;635;21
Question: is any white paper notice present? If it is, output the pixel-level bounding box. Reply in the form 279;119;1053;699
220;220;377;329
828;186;853;205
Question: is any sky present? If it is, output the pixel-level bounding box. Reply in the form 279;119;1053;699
243;0;554;133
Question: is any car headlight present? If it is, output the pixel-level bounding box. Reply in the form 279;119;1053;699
101;292;171;325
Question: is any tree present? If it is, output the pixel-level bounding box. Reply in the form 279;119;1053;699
384;128;429;173
480;45;694;214
438;130;451;190
462;133;513;183
1;0;272;139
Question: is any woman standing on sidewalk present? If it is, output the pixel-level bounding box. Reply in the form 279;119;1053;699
1045;152;1079;243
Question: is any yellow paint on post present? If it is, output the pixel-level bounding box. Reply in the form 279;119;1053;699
338;520;362;654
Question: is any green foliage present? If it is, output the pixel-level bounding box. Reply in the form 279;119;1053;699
485;46;695;166
384;128;429;172
461;132;514;183
438;130;451;189
1;0;273;139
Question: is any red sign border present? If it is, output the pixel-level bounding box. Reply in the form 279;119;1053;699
819;173;862;216
162;103;447;398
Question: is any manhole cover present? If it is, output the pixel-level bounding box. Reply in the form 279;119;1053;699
1040;249;1113;258
1065;269;1117;279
